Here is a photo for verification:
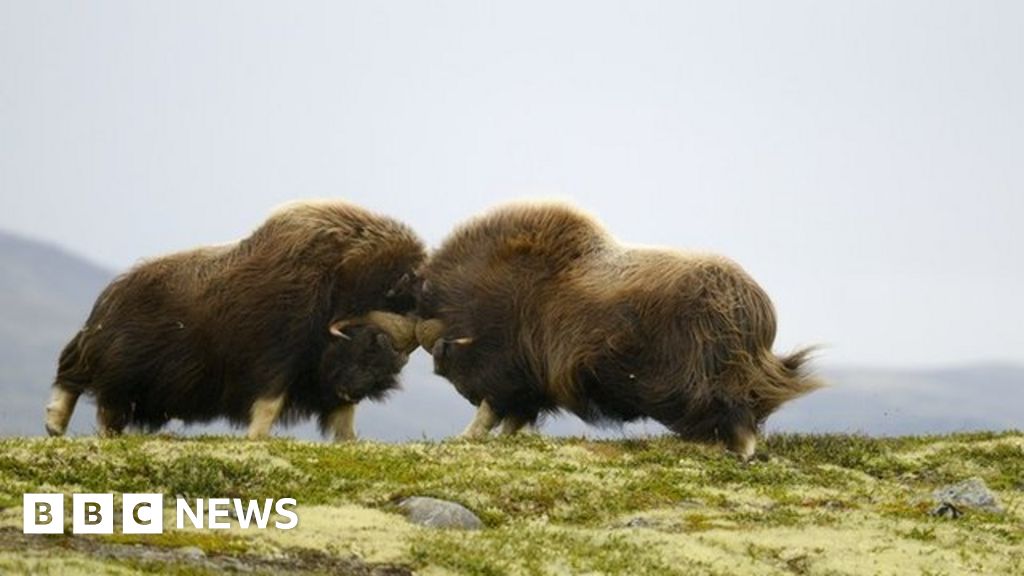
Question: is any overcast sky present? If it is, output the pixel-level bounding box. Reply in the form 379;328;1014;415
1;1;1021;368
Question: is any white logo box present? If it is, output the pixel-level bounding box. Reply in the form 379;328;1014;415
25;493;163;535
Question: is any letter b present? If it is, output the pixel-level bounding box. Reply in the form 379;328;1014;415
73;494;114;534
23;494;64;534
37;502;52;525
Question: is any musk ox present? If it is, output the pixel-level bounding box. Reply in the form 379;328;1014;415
415;202;821;457
44;200;425;441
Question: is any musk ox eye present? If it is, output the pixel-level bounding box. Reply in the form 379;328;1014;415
434;336;474;360
386;272;412;298
375;332;393;350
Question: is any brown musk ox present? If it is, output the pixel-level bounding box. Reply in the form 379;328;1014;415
415;202;821;457
44;200;425;441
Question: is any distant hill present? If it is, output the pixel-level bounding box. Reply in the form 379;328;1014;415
0;230;112;435
0;229;111;341
0;229;1020;439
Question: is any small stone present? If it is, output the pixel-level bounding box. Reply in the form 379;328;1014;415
177;546;206;560
398;497;483;530
622;516;659;528
220;557;251;572
136;549;161;563
931;477;1003;515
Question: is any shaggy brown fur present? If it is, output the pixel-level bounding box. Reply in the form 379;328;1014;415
46;200;426;438
416;202;821;455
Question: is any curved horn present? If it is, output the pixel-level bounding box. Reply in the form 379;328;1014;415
415;318;446;352
364;310;419;353
329;320;354;339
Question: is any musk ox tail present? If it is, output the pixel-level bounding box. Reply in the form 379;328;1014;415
779;347;819;380
749;346;824;420
54;330;94;392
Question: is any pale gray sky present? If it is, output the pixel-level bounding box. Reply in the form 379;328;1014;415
1;1;1021;367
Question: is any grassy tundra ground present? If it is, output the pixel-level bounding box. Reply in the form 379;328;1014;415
0;432;1021;575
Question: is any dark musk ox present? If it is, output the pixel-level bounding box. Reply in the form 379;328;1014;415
44;200;425;441
415;202;821;457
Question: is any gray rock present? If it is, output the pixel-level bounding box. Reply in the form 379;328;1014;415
177;546;207;560
931;477;1003;515
134;549;162;563
398;497;483;530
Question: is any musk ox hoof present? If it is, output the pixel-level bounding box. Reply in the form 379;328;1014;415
325;404;357;442
457;426;485;440
44;404;67;436
458;400;500;439
734;440;757;462
44;419;65;437
724;426;758;461
44;387;79;437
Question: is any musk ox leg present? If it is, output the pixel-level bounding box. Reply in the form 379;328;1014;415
499;416;536;436
96;404;129;437
247;394;286;440
460;400;500;439
44;385;80;437
726;423;758;460
325;403;357;442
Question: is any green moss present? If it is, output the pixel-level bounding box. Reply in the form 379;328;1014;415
0;431;1021;575
409;521;715;576
0;436;305;501
903;525;937;541
103;530;252;555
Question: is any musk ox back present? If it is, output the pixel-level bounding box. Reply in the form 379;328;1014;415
45;200;426;441
415;202;821;457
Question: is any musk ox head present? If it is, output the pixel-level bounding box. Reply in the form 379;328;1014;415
414;281;473;366
415;318;473;375
321;311;417;403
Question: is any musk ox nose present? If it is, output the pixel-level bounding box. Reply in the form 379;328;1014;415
415;318;445;351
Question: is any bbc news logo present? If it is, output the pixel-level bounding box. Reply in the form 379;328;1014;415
24;494;299;534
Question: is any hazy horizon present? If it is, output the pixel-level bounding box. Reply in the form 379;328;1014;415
2;1;1022;368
